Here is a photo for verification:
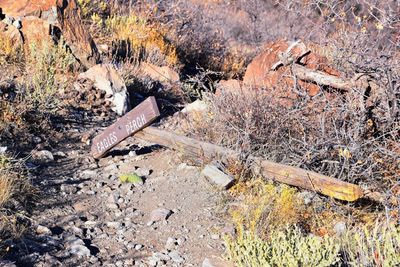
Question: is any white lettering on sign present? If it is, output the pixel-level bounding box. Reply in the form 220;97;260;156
96;131;118;154
125;113;146;135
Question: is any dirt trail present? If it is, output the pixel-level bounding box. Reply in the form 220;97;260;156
3;115;232;266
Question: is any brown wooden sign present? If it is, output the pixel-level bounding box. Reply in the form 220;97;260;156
91;96;160;158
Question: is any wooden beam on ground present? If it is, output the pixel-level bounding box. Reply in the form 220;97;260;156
135;127;364;202
91;97;160;158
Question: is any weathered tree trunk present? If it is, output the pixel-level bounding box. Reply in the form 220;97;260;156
291;64;352;91
135;127;364;202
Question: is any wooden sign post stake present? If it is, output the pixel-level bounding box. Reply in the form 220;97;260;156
91;96;160;159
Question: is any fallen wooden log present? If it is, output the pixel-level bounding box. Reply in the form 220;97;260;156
291;64;352;91
135;127;364;202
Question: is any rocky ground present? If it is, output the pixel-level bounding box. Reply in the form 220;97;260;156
1;110;232;267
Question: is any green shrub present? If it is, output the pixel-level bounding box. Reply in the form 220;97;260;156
25;40;75;111
225;223;400;267
225;227;340;267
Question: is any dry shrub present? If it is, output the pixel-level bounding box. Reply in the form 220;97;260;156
0;156;14;208
0;34;23;65
103;14;179;66
0;155;35;256
24;40;76;111
195;85;398;196
0;173;12;208
82;0;180;68
229;180;305;236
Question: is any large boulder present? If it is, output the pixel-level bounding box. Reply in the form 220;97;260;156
77;64;130;115
0;0;100;68
243;40;340;98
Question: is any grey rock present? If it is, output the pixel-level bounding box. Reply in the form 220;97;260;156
177;163;198;172
32;150;54;164
106;202;119;211
32;136;42;144
334;221;347;235
168;251;184;264
165;237;177;250
80;169;97;179
181;99;208;114
298;191;315;205
41;253;62;266
149;208;173;223
201;164;234;189
66;238;91;258
135;168;151;177
148;256;158;267
211;234;220;240
3;15;14;26
60;184;78;194
0;146;7;154
69;226;83;235
104;163;119;172
84;221;98;228
154;252;170;261
12;18;22;29
53;151;66;158
36;225;51;235
177;237;186;246
0;261;16;267
124;259;134;266
121;183;134;193
202;258;218;267
134;244;143;250
77;64;130;115
106;221;121;229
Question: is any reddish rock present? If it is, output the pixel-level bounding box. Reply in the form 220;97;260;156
20;17;52;43
243;40;340;98
0;1;56;17
0;20;23;44
0;0;99;68
140;62;180;84
216;79;243;95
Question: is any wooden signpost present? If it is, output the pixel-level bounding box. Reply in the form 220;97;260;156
91;96;160;159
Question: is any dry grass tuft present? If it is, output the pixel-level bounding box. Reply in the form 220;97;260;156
0;178;12;208
0;155;36;256
0;34;23;65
